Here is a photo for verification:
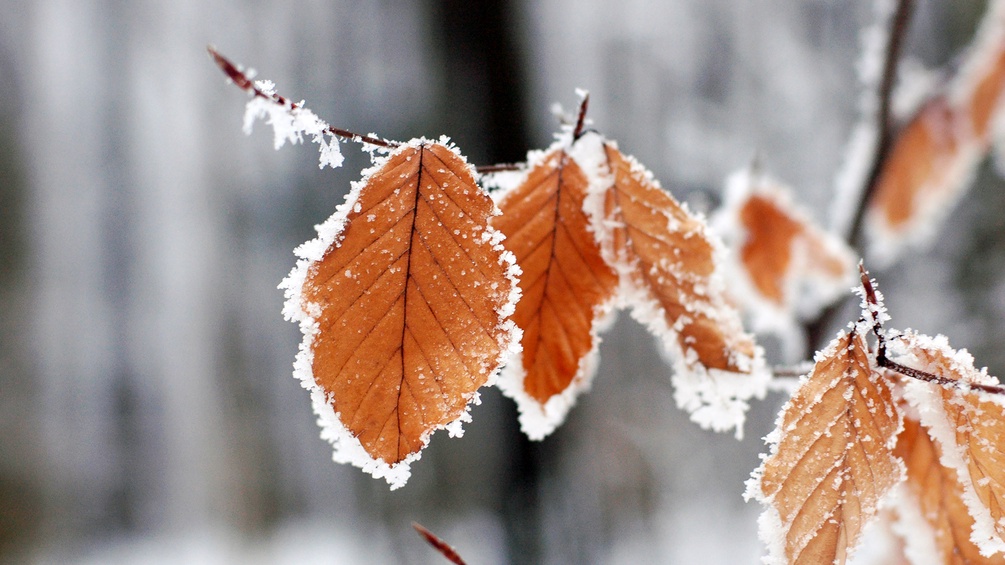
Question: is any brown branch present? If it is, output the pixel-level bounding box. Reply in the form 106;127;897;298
412;522;467;565
805;0;914;350
845;0;916;248
207;46;399;149
771;362;816;378
858;265;1005;395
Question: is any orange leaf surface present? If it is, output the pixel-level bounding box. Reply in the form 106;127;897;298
491;142;618;439
868;98;966;238
591;139;765;435
894;415;1005;564
866;6;1005;263
893;332;1005;556
716;169;855;322
281;140;520;488
747;329;903;564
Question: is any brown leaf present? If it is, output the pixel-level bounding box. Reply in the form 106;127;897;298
282;140;519;487
491;144;618;438
894;415;1005;564
597;142;757;375
868;98;964;235
866;9;1005;263
893;332;1005;556
726;173;854;312
748;329;903;564
413;522;468;565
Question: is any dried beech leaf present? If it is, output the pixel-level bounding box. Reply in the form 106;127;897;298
491;142;618;439
280;139;520;488
892;332;1005;556
866;5;1005;264
589;138;766;435
893;415;1005;564
747;329;903;564
715;168;856;326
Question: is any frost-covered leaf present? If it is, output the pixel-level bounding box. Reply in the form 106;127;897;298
280;139;520;489
587;138;767;436
490;138;618;440
866;1;1005;264
891;331;1005;556
893;415;1005;565
747;329;903;564
714;167;856;338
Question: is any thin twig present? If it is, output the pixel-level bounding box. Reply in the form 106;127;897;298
207;46;400;149
880;358;1005;395
805;0;915;350
412;522;467;565
857;265;1005;395
857;263;887;357
845;0;916;247
477;163;526;174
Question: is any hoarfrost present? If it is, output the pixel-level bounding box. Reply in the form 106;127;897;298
865;0;1005;265
490;130;615;440
241;79;344;169
830;0;897;236
892;331;1005;556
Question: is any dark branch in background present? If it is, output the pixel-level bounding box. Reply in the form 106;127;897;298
424;2;543;563
805;0;915;350
207;46;400;149
845;0;916;248
858;266;1005;395
413;523;468;565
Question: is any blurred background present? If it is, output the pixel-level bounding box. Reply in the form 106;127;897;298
1;1;1002;563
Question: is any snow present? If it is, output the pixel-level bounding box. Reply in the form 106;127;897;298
712;166;856;361
887;484;942;565
279;138;520;489
891;330;1005;556
830;121;879;236
829;0;897;236
946;0;1005;109
241;79;344;169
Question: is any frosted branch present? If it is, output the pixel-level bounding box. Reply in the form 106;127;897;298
208;46;399;169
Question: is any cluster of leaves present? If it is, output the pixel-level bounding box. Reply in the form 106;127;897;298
747;271;1005;563
210;0;1005;560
